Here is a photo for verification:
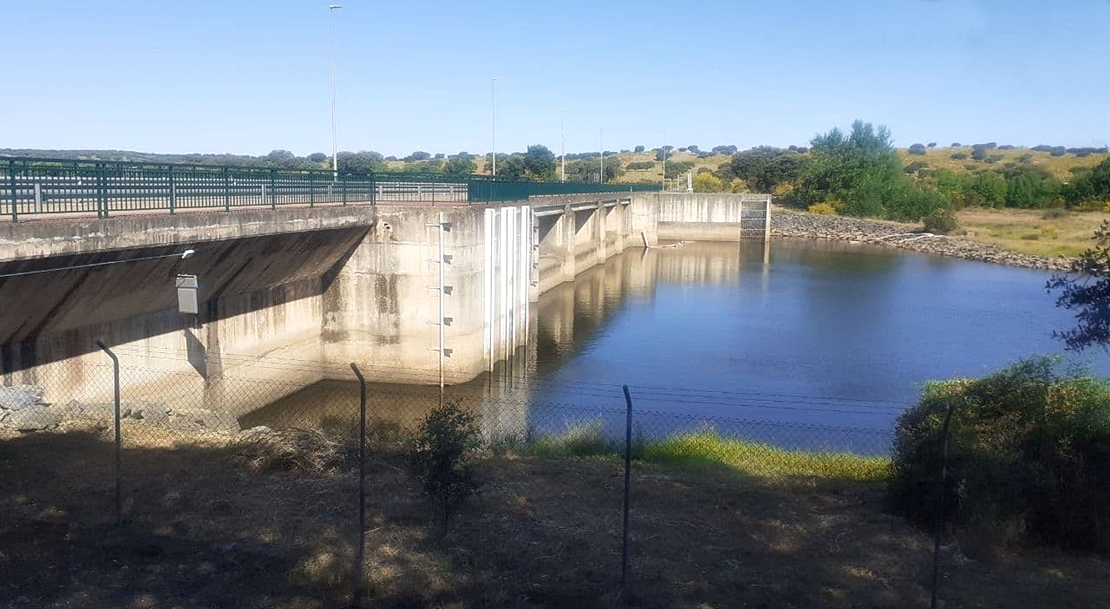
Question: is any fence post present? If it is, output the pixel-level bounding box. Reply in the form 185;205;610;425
169;165;177;214
349;363;368;606
96;163;108;219
342;174;348;206
621;385;633;593
270;169;276;210
96;340;123;527
309;172;315;208
931;405;956;609
224;168;231;212
8;159;16;222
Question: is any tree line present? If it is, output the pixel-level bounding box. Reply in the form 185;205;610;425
685;122;1110;223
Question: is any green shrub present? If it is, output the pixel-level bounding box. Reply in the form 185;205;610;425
922;208;959;234
626;161;655;171
890;357;1110;553
409;400;482;526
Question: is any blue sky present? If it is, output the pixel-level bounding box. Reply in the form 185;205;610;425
4;0;1108;157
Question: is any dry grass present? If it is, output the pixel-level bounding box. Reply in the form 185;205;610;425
956;207;1108;257
899;147;1109;181
4;427;1110;608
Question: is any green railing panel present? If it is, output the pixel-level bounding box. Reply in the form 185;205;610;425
1;156;660;220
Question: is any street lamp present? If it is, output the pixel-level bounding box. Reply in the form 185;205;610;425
328;4;343;181
561;109;567;182
491;77;499;177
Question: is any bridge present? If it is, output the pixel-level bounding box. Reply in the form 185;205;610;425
0;157;770;422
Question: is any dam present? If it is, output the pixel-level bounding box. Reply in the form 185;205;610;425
0;163;770;426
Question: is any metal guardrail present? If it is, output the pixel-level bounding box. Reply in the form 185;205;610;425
2;157;661;221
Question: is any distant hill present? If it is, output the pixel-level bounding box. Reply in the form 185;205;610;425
5;145;1108;186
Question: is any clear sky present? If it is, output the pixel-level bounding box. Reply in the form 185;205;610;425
4;0;1108;157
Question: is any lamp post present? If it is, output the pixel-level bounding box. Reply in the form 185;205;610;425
661;131;667;191
599;128;604;184
328;4;343;181
491;77;499;177
561;109;566;182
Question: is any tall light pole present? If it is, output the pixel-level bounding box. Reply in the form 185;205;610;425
491;77;499;177
560;109;566;182
599;128;604;184
661;131;667;191
328;4;343;181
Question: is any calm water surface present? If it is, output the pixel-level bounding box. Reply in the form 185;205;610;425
245;240;1109;451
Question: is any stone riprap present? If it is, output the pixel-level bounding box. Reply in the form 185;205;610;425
771;210;1074;272
1;392;240;435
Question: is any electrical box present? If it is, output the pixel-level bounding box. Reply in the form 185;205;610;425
176;274;199;315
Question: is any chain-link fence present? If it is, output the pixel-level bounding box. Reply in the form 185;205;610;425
5;357;964;607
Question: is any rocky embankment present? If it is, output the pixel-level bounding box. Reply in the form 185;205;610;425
771;211;1074;272
0;384;242;436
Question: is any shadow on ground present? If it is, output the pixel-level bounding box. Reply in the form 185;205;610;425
3;429;1109;608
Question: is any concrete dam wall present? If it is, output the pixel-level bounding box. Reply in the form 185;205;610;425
0;193;769;426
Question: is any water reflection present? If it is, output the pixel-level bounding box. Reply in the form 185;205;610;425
243;239;1108;454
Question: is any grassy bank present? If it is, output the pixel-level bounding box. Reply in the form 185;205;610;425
4;427;1110;607
956;207;1109;258
520;425;888;484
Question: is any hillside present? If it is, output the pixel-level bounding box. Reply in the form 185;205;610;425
6;146;1107;186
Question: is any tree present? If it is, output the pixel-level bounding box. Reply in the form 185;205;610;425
563;159;598;183
1049;220;1110;350
494;154;526;180
972;172;1007;207
409;401;481;527
404;151;431;162
1064;157;1110;207
908;143;927;156
693;172;724;192
443;153;476;176
601;156;624;182
307;152;327;163
337;150;385;174
655;148;671;162
664;161;694;179
634;145;645;153
798;120;902;217
523;144;556;179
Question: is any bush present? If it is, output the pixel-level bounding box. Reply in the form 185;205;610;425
808;202;838;215
890;357;1110;554
692;172;724;193
1041;208;1068;220
409;401;482;526
922;208;959;234
626;161;655;171
950;152;968;160
904;161;928;174
908;143;927;155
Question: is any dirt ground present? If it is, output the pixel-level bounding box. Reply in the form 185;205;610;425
2;428;1109;608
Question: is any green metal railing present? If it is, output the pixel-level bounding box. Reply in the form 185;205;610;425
2;157;659;221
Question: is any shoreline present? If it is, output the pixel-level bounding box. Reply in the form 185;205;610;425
770;209;1074;272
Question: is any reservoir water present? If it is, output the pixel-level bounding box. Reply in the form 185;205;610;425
244;240;1110;453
